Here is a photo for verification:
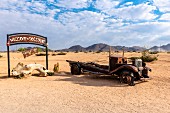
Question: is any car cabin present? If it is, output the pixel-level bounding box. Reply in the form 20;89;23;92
109;56;127;71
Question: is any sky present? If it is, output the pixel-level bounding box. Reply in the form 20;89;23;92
0;0;170;51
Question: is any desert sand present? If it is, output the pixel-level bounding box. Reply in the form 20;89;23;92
0;52;169;113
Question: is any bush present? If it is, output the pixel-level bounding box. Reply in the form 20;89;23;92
167;52;170;54
115;51;119;53
75;51;79;53
57;52;67;55
18;48;26;52
35;53;47;56
51;52;67;56
129;56;157;62
96;50;102;53
141;50;158;62
0;55;3;58
141;55;157;62
128;50;158;62
149;51;159;54
37;47;43;52
52;53;57;56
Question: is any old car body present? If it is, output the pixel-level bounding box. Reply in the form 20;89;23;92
66;55;149;86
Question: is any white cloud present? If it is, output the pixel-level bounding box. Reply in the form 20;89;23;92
0;0;60;18
94;0;119;11
0;0;28;11
159;13;170;20
94;1;157;21
153;0;170;12
56;0;90;9
58;11;105;26
120;2;133;7
56;11;109;45
112;3;157;20
48;0;54;3
47;9;60;18
30;2;47;12
117;22;170;45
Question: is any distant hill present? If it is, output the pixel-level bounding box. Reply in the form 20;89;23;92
149;44;170;52
68;45;86;52
57;43;146;52
86;43;110;51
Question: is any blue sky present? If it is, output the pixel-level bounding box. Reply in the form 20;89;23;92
0;0;170;51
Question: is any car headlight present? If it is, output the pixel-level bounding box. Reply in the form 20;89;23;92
138;67;143;71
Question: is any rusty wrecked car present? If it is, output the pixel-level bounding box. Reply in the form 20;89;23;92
66;54;151;86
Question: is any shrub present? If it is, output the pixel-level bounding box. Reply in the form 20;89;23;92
52;53;57;56
129;56;157;62
37;47;43;52
0;55;3;58
57;52;67;55
18;48;26;52
141;50;158;62
47;72;54;76
96;51;101;53
75;51;79;53
167;52;170;54
128;50;158;62
141;55;157;62
96;50;102;53
115;51;119;53
35;53;47;56
149;51;159;54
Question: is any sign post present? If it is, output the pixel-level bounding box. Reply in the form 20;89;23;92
7;33;48;77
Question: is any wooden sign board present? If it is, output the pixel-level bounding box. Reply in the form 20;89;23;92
7;33;47;47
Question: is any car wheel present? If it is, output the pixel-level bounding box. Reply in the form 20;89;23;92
120;70;135;86
71;64;81;75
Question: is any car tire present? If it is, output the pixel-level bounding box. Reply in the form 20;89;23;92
71;64;81;75
120;70;135;86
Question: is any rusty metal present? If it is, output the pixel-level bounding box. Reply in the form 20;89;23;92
66;55;151;86
22;48;38;58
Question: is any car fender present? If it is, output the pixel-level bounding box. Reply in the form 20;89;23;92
109;65;138;74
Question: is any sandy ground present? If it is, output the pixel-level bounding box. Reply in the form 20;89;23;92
0;52;169;113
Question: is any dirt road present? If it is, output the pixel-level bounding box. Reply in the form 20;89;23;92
0;52;169;113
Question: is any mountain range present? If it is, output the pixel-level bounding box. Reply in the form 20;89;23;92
57;43;170;52
149;44;170;52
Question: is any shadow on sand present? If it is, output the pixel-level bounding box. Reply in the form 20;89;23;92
54;71;138;87
0;75;11;79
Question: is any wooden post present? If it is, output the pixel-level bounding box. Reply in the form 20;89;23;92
7;35;10;77
46;41;48;70
109;46;111;71
122;46;125;58
109;46;111;57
